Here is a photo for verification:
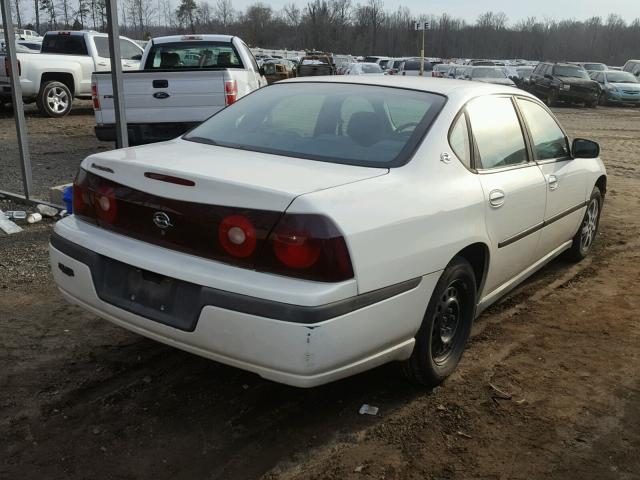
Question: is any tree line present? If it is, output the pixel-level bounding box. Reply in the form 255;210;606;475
6;0;640;65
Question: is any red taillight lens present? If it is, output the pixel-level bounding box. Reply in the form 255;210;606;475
225;80;237;106
72;170;96;221
91;84;100;110
258;214;354;282
218;215;257;258
95;185;117;223
4;57;21;77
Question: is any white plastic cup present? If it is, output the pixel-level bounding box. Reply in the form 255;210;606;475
27;212;42;224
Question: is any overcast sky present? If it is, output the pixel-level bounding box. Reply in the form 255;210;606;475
2;0;638;26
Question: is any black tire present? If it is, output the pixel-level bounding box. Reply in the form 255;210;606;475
566;187;602;262
598;92;607;106
586;98;598;108
402;256;476;387
546;89;559;107
36;81;73;117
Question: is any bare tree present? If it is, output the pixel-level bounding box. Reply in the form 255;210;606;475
215;0;235;31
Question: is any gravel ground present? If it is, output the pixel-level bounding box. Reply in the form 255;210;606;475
1;105;639;480
0;100;109;201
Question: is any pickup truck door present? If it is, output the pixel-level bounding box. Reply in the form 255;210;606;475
515;98;587;260
466;95;548;297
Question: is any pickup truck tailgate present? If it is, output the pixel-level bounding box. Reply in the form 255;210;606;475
94;70;227;125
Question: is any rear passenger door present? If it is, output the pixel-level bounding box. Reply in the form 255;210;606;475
516;97;587;259
465;95;548;296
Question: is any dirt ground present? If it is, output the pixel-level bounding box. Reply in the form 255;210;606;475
1;105;639;480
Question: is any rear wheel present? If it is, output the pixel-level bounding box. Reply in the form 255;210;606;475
566;187;602;262
402;257;476;387
36;81;73;117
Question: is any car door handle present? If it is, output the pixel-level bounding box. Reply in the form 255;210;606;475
547;175;559;190
489;189;505;207
97;62;108;66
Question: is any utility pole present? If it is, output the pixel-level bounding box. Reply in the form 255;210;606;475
414;20;430;76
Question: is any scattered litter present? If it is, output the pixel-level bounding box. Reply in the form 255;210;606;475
142;375;152;384
59;209;68;218
242;384;250;390
36;204;59;217
100;446;107;452
92;427;101;435
354;465;364;473
359;404;379;416
436;404;447;411
0;210;23;234
27;213;43;224
457;430;472;439
4;211;27;220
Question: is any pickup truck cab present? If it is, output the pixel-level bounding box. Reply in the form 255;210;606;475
0;30;143;117
92;34;267;145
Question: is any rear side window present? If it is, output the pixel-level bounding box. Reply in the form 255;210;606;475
467;96;528;169
41;35;88;55
449;114;471;169
517;99;569;160
185;83;446;167
144;41;243;69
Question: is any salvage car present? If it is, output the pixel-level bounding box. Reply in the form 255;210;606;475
50;77;607;388
591;70;640;105
463;66;516;86
529;62;599;107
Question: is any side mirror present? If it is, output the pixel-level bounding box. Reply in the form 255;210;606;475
544;74;552;79
259;66;266;76
131;54;142;61
572;138;600;159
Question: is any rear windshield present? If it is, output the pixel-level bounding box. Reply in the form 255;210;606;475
143;41;243;69
41;34;88;55
184;83;445;168
404;61;433;71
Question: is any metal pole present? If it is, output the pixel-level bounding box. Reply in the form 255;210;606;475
1;0;34;199
104;0;129;148
420;27;425;77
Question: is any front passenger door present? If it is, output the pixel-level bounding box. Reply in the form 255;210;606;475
466;96;548;297
516;98;587;260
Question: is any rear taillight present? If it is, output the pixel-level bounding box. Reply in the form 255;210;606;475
72;170;354;283
257;214;354;282
225;79;237;106
218;214;257;258
91;84;100;110
4;57;20;77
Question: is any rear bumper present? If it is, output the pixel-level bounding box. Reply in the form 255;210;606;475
95;122;200;146
50;223;438;387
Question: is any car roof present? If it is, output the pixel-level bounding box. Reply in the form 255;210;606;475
151;34;235;44
280;76;528;98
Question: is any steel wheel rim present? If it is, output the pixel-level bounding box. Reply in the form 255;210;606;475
580;198;599;251
46;87;69;113
431;281;465;365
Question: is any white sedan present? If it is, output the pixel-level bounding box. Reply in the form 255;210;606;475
50;77;606;388
345;62;384;75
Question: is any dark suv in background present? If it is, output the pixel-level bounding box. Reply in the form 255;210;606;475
529;62;599;107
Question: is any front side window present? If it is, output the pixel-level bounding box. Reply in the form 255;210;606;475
467;96;527;169
144;41;243;69
185;83;446;167
517;99;569;161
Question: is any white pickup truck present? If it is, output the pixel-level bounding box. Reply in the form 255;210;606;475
0;30;143;117
92;34;267;145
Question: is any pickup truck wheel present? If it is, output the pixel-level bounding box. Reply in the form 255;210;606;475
566;187;602;262
402;256;476;388
36;81;72;117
